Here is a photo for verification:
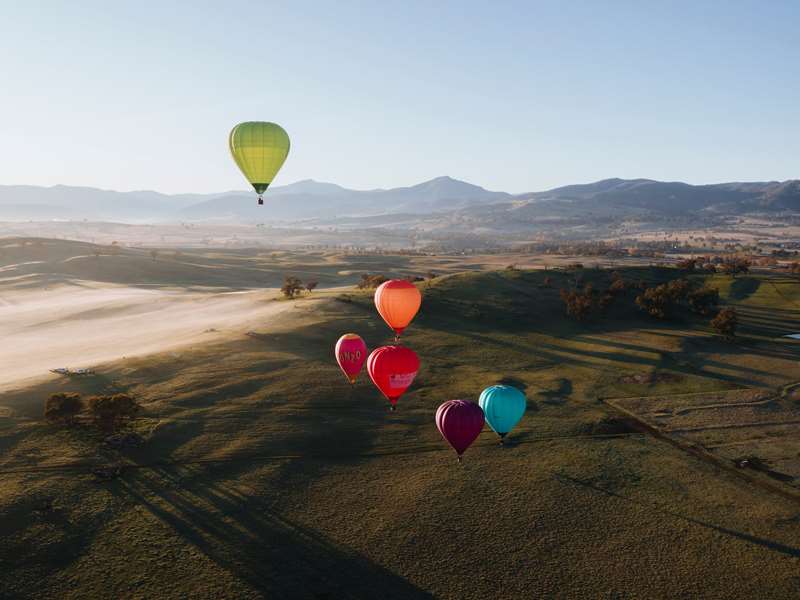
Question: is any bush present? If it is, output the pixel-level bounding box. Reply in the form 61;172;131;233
281;276;304;298
711;307;738;341
44;393;83;425
305;280;318;293
87;394;140;431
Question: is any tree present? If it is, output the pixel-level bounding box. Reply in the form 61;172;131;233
598;292;615;313
677;258;697;271
710;307;738;341
150;249;159;262
635;279;691;319
305;280;319;293
356;274;388;289
560;284;594;321
720;257;750;278
666;278;691;302
281;276;304;298
87;394;140;431
44;392;83;425
688;287;720;315
609;277;627;294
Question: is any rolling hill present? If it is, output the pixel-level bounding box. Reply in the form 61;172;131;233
2;177;798;225
2;244;800;598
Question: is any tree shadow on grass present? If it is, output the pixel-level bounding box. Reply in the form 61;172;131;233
554;472;800;559
538;378;573;406
114;467;434;599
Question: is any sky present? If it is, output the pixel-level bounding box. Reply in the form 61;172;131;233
1;0;798;194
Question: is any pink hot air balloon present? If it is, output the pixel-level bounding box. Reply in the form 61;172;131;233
335;333;368;384
435;400;485;462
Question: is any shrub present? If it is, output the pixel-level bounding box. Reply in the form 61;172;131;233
711;307;738;341
305;280;319;293
87;394;140;431
44;393;83;425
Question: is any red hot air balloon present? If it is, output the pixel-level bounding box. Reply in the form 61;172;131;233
367;345;419;410
335;333;368;384
435;400;485;462
374;279;421;338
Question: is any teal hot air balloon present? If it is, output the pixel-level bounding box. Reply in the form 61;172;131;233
478;384;526;444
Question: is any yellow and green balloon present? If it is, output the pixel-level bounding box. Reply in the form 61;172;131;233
229;121;290;205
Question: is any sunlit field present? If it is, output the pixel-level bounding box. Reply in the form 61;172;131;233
2;239;799;598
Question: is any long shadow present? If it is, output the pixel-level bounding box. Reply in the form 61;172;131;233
554;472;800;559
114;467;434;599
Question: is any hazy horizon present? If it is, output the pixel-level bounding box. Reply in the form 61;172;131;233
2;1;798;194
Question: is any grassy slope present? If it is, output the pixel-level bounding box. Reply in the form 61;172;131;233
2;265;800;598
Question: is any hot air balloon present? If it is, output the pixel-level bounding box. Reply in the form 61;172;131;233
478;384;527;443
435;400;485;462
229;121;290;205
374;279;421;339
366;345;419;410
335;333;368;384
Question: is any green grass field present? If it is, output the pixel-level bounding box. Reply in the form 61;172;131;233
2;251;800;599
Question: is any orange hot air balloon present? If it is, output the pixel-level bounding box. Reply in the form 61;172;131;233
335;333;368;384
374;279;421;338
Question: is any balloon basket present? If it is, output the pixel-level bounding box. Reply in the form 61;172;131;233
456;455;463;464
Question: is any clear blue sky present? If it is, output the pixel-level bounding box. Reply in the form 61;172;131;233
1;1;798;194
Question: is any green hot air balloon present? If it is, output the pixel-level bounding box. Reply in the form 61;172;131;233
229;121;290;205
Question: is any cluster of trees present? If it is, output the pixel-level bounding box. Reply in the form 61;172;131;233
559;275;620;322
355;272;436;290
719;257;751;277
558;270;735;339
45;393;141;431
281;277;319;298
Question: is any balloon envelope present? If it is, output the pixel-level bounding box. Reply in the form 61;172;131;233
367;345;419;408
229;122;290;200
436;400;485;459
374;279;422;336
478;385;527;438
335;333;368;384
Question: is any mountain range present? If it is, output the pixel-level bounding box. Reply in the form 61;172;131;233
0;176;798;224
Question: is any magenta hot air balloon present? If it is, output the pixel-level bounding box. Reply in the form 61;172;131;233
335;333;368;384
435;400;485;462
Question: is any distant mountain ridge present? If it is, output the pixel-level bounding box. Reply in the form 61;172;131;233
0;176;797;223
